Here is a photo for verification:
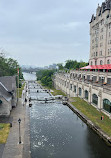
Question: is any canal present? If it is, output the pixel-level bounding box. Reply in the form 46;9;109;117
23;72;111;158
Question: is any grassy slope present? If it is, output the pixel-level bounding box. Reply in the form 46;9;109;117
0;123;10;144
51;89;66;96
71;97;111;137
17;82;25;98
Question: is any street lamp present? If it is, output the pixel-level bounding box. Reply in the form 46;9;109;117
18;118;21;144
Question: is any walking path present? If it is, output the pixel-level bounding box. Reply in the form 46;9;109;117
2;97;31;158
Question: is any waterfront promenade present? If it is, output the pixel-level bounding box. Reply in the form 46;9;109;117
1;97;31;158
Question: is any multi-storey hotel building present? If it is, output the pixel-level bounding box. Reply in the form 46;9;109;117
89;0;111;66
53;0;111;116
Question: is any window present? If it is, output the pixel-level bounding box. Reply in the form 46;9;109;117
96;52;98;56
100;51;102;56
95;61;97;65
100;43;103;47
101;28;103;32
103;99;111;113
74;86;76;93
91;61;93;65
92;94;98;105
109;23;111;29
107;60;110;64
79;88;82;96
85;90;88;100
108;49;110;55
100;60;103;65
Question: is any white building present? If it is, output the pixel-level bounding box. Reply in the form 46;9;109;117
89;0;111;66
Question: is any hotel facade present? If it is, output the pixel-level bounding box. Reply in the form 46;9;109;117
53;0;111;116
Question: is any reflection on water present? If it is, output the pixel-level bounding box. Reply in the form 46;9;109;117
26;74;111;158
23;72;36;81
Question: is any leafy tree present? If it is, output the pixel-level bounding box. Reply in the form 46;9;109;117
36;69;56;88
64;60;88;70
57;63;64;70
0;54;23;87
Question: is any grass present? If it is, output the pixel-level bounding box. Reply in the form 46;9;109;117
51;89;66;96
71;97;111;137
0;123;10;144
17;82;25;98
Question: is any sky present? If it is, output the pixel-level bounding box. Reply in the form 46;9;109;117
0;0;104;67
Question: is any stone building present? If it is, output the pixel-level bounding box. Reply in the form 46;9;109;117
54;71;111;116
89;0;111;66
53;0;111;116
0;76;17;117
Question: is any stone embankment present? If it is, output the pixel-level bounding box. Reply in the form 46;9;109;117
66;102;111;146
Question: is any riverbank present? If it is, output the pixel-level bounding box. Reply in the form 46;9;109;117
66;100;111;146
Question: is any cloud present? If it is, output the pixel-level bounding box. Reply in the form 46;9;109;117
0;0;103;66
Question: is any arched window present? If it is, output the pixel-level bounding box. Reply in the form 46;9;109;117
103;99;111;113
74;86;76;93
85;90;88;100
107;60;110;64
92;94;98;105
95;61;97;65
79;87;82;96
100;60;103;65
91;61;93;65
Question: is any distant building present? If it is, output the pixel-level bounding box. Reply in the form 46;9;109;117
0;76;17;117
89;0;111;65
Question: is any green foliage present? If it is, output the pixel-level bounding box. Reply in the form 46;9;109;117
64;60;88;70
36;69;56;88
51;89;66;96
57;63;64;70
0;54;23;87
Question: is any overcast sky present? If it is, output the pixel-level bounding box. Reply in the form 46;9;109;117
0;0;103;67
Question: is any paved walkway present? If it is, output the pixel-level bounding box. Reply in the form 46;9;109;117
2;98;31;158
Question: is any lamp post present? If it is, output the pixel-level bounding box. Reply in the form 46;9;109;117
18;118;21;144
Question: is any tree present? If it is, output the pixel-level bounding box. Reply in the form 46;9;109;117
0;54;23;87
57;63;64;70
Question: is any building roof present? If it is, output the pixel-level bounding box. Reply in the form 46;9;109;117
0;76;16;92
90;0;111;23
0;82;12;102
80;64;111;70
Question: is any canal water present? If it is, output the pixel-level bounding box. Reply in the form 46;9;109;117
23;73;111;158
